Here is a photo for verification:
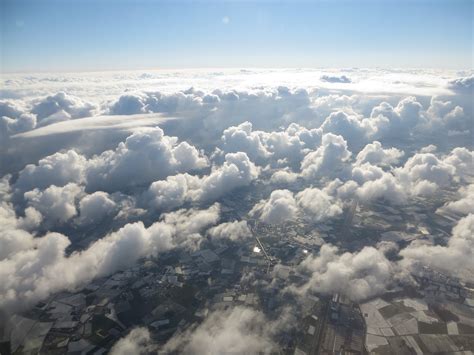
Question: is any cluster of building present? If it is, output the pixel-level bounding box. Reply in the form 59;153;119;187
361;274;474;354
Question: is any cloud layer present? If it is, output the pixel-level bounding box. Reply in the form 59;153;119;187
0;68;473;324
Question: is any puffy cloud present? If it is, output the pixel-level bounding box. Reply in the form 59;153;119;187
443;147;474;181
194;152;259;201
259;123;322;165
137;203;222;251
108;93;148;115
1;113;36;136
87;127;208;191
351;163;385;185
144;174;191;211
311;94;358;121
295;187;343;222
353;148;470;203
269;168;298;184
250;187;343;224
0;100;26;119
324;178;359;200
300;133;352;180
78;191;117;224
163;306;276;354
448;75;474;93
315;95;472;145
13;126;208;193
0;227;36;262
144;152;259;210
219;121;322;165
369;96;425;138
24;183;83;224
426;98;469;132
0;175;42;230
110;327;151;355
15;150;87;192
109;89;202;117
250;189;298;224
419;144;437;153
221;121;270;161
17;206;43;231
427;98;456;120
395;152;456;192
174;86;315;144
0;204;220;312
437;184;474;216
208;220;252;241
350;155;447;203
281;123;322;152
442;106;467;131
400;214;474;282
0;100;34;141
145;90;204;114
0;195;42;261
355;141;404;167
355;172;407;204
351;147;473;204
160;204;220;245
294;244;394;301
172;140;208;172
107;87;311;140
320;75;351;83
0;177;42;261
31;92;96;120
393;96;424;123
320;111;371;146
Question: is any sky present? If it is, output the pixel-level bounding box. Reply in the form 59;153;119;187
1;0;473;72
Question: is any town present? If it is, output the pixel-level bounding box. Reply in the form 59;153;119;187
3;190;474;355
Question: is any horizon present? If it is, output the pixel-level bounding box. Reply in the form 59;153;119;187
3;65;473;75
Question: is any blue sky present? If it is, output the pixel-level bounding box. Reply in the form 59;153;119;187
1;0;472;72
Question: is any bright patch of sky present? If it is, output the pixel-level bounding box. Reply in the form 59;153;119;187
1;0;472;72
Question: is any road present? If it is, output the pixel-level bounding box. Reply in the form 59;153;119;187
309;200;359;354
